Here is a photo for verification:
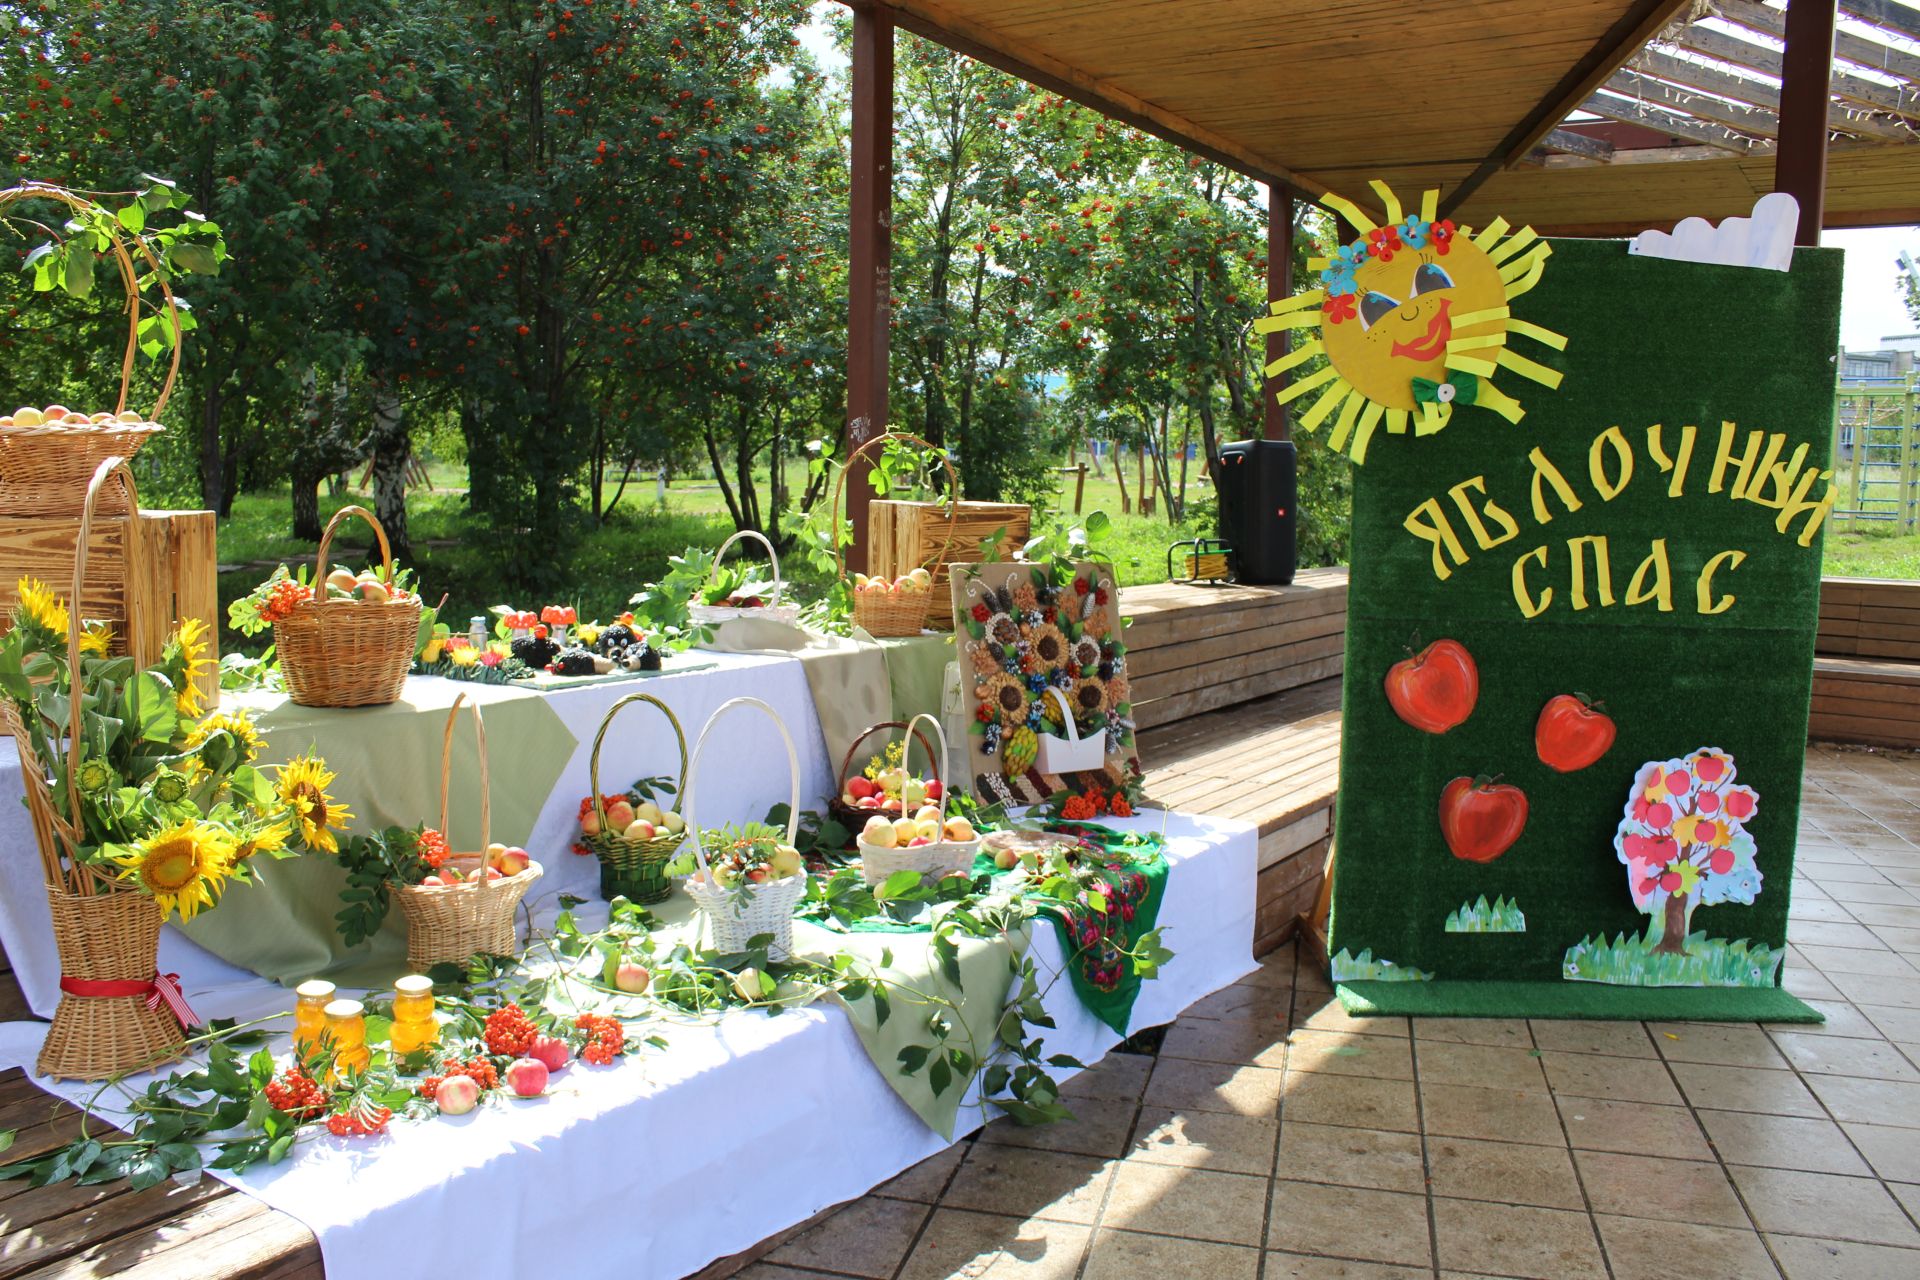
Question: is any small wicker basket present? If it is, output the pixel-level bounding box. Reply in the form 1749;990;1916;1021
855;714;982;887
0;184;177;517
689;529;801;629
392;693;542;971
835;432;958;637
582;692;689;903
826;718;939;834
683;696;806;961
273;504;421;708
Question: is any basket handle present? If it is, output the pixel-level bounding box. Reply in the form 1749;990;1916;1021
438;692;491;886
0;183;182;421
902;713;952;828
686;696;801;886
1042;685;1081;744
588;692;690;833
834;719;938;795
702;528;785;610
829;432;961;581
313;505;396;605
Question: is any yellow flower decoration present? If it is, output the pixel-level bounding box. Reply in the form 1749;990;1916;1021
78;622;114;657
110;820;235;921
233;815;292;863
170;617;213;718
185;709;264;761
16;577;69;636
275;754;353;853
448;644;481;668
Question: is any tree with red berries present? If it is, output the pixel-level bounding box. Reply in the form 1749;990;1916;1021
1613;749;1763;955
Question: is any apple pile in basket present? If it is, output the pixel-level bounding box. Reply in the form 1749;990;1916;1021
852;565;934;602
859;805;977;851
687;823;803;888
839;736;943;818
420;839;532;887
578;794;685;845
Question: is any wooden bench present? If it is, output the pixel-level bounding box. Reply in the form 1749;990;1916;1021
1812;576;1920;750
1127;570;1348;956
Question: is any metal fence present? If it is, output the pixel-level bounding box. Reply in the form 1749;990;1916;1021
1832;374;1919;531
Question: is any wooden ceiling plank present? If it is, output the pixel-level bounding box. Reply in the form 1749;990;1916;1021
1715;0;1920;87
1840;0;1920;42
1582;89;1770;151
1607;68;1781;138
1632;44;1916;138
1541;127;1618;159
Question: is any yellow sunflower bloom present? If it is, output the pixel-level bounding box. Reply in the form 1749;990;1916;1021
233;815;292;863
109;820;235;921
78;622;114;657
184;709;264;762
276;754;353;853
16;577;69;636
170;617;213;718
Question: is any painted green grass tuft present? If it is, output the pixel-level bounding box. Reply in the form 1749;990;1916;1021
1329;948;1433;983
1445;895;1527;933
1562;930;1784;989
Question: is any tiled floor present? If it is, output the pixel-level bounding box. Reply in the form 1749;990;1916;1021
741;744;1920;1280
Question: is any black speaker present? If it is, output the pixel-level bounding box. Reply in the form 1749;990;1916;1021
1216;438;1297;585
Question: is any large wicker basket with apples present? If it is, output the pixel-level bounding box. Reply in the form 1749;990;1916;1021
835;431;958;638
682;697;808;961
581;692;689;904
827;718;944;833
274;505;422;708
394;694;542;970
854;714;982;887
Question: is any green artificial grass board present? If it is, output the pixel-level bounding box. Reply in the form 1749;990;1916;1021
1338;980;1824;1024
1328;238;1844;1000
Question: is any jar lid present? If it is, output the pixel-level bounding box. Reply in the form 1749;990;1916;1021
323;999;365;1019
394;974;433;996
295;979;337;999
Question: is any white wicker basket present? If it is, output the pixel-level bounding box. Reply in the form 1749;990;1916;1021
689;530;802;628
1034;685;1106;775
855;713;983;887
683;696;807;960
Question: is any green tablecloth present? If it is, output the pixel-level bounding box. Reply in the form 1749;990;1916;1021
177;683;577;987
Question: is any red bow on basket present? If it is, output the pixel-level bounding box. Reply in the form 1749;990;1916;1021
58;972;202;1029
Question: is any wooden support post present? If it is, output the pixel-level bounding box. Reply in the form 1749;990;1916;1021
1074;463;1087;514
1775;0;1835;246
1264;187;1294;441
844;2;894;573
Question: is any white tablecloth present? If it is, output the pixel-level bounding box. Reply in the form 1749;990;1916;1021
0;809;1256;1280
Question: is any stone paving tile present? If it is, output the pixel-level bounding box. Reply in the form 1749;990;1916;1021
1768;1030;1920;1081
1281;1068;1419;1132
1528;1018;1657;1057
1425;1134;1584;1210
1430;1197;1607;1279
1158;1015;1289;1069
1593;1215;1783;1280
1415;1039;1550;1092
1283;1028;1414;1079
875;1143;965;1202
1575;1149;1748;1228
1265;1255;1430;1280
1841;1122;1920;1183
1274;1120;1427;1194
1699;1110;1872;1176
977;1105;1134;1160
1729;1166;1920;1247
766;1196;931;1279
1126;1106;1277;1177
1802;1072;1920;1127
1082;1230;1258;1280
1409;1017;1531;1047
940;1146;1115;1225
1099;1161;1268;1246
896;1209;1090;1280
1141;1056;1285;1118
1648;1021;1788;1068
1421;1079;1567;1145
1268;1182;1432;1268
1541;1049;1684;1104
1669;1061;1825;1117
1555;1095;1714;1160
1767;1234;1920;1280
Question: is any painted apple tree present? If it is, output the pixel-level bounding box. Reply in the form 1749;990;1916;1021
1614;749;1761;956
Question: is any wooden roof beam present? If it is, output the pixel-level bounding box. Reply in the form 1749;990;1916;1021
1581;89;1772;151
1540;128;1618;159
1714;0;1920;89
1606;68;1781;138
1630;46;1917;139
1841;0;1920;43
854;0;1326;201
1440;0;1695;214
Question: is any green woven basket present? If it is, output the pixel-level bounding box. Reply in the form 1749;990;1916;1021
581;692;688;905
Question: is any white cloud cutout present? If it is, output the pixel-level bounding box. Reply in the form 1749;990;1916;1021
1627;192;1799;272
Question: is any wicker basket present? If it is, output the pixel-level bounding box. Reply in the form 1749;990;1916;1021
834;432;958;637
273;504;421;708
582;692;688;903
392;693;542;970
0;184;178;517
689;529;801;629
683;696;807;961
854;714;982;887
826;718;940;834
9;459;189;1079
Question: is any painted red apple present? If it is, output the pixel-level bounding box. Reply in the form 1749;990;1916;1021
1384;639;1478;735
1534;694;1616;773
1438;776;1529;863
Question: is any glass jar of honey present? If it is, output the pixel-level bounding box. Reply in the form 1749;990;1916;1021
390;974;438;1056
293;979;335;1057
323;998;370;1081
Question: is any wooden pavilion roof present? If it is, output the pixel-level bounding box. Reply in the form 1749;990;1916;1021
869;0;1920;233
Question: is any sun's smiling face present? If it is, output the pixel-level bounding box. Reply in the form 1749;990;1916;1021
1323;239;1508;412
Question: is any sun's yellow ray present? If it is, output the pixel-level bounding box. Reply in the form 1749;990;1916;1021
1386;408;1411;435
1503;246;1552;300
1274;362;1342;407
1349;401;1386;463
1499;241;1553;283
1254;309;1324;333
1497;347;1564;389
1298;377;1353;434
1268;289;1325;316
1264;338;1324;378
1445;353;1500;378
1415;401;1453;437
1506;319;1568;350
1447;334;1507;353
1419;189;1438;224
1486;225;1539;266
1328;386;1366;452
1306;256;1329;271
1451;304;1511;332
1470;217;1510;250
1369;180;1403;227
1477;379;1526;424
1321;192;1377;236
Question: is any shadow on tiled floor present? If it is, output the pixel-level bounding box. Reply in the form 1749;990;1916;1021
740;743;1920;1280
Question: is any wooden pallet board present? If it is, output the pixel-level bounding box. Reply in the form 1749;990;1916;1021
1815;577;1920;663
1809;653;1920;750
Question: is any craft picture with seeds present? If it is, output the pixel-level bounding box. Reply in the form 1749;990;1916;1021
951;562;1140;813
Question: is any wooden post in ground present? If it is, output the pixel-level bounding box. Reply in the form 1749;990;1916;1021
1074;462;1087;514
1265;187;1294;441
844;2;894;573
1138;448;1153;517
1776;0;1835;246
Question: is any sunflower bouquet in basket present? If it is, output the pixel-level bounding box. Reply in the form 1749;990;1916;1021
0;576;350;918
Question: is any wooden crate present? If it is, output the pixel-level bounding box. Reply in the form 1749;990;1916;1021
0;509;219;709
869;499;1030;629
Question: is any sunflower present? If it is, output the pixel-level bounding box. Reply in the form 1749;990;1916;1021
168;617;213;717
78;622;114;657
276;754;353;853
109;820;235;921
232;815;291;863
1030;623;1069;672
1071;676;1110;723
976;672;1030;728
185;709;264;762
149;769;191;805
15;577;68;637
75;756;118;796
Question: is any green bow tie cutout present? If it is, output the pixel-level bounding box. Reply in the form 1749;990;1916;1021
1412;373;1478;406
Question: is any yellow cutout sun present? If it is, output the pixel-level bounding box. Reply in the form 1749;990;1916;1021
1255;181;1567;463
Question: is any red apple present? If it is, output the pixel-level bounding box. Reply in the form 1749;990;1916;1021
1384;639;1478;735
435;1074;481;1115
528;1034;571;1073
1534;694;1616;773
1438;776;1529;863
925;780;943;801
614;962;652;994
847;776;876;800
505;1057;548;1097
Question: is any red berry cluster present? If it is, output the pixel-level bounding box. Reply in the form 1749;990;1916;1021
484;1004;538;1057
417;1054;500;1099
325;1103;392;1138
575;1013;625;1066
263;1065;328;1120
258;578;313;624
416;828;450;870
